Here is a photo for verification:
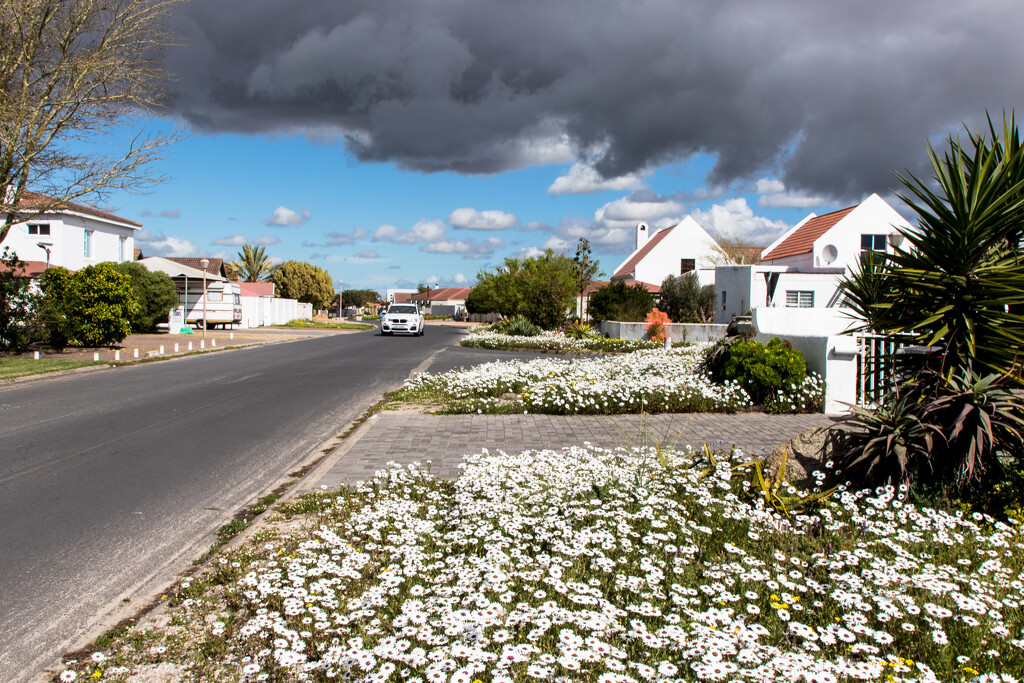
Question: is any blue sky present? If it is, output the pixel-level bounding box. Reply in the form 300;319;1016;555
116;122;824;291
88;0;1022;294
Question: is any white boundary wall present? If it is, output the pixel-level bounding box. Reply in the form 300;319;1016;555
600;321;728;343
239;297;313;328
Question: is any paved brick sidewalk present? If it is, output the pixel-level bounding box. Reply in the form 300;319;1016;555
309;411;837;488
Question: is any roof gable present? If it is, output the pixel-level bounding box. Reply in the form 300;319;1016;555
761;206;855;261
165;257;227;277
613;225;675;278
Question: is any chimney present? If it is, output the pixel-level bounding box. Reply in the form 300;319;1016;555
635;222;649;251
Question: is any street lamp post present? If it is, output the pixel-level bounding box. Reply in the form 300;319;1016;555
37;242;52;270
339;280;343;319
200;258;210;339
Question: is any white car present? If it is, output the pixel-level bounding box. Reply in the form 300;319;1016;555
381;304;425;336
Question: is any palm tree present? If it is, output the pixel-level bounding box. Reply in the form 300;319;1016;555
229;244;278;282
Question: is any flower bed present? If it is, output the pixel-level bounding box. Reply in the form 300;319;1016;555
401;345;823;415
59;445;1024;682
460;329;663;354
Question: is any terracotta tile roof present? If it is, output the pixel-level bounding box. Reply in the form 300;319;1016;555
410;287;473;301
165;257;226;277
761;206;855;261
613;225;675;278
591;279;661;295
18;191;142;228
238;281;275;297
392;292;414;304
627;279;661;294
0;259;49;277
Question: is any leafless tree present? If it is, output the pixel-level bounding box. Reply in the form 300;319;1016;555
708;233;764;265
0;0;183;242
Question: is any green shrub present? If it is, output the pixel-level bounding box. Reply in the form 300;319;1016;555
716;337;807;404
0;248;40;351
495;314;542;337
112;261;179;333
832;370;1024;497
563;321;599;339
39;263;139;347
587;280;655;323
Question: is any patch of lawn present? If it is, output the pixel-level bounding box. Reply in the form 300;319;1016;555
0;357;106;380
275;319;374;330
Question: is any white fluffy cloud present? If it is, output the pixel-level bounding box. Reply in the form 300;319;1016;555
447;208;517;230
212;233;247;246
423;272;470;286
374;219;448;245
326;227;369;246
136;230;202;257
755;178;829;209
253;235;280;246
691;198;791;245
266;206;311;226
421;236;504;260
548;162;647;195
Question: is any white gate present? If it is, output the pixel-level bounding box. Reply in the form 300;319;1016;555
856;332;914;407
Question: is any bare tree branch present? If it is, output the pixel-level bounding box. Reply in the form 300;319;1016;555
0;0;183;241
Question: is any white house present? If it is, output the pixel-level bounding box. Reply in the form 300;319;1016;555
0;191;140;272
611;216;724;288
713;193;915;332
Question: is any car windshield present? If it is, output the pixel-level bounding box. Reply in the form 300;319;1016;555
389;305;417;314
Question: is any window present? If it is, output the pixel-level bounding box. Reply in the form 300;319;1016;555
207;292;223;302
84;229;93;258
861;234;887;252
680;258;695;274
119;236;126;261
28;223;50;235
785;290;814;308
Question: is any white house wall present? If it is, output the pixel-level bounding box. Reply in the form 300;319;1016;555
809;195;914;271
1;213;135;270
713;265;762;324
623;216;724;287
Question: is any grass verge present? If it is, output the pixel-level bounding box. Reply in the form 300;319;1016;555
0;357;106;380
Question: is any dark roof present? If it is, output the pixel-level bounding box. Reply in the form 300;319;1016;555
762;206;855;261
164;257;227;277
18;191;142;228
613;225;675;278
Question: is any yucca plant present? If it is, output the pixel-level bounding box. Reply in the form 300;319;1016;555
834;369;1024;491
498;314;542;337
842;112;1024;382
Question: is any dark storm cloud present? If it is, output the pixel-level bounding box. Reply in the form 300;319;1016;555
165;0;1024;201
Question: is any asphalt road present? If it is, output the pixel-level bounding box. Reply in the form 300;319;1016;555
0;324;526;682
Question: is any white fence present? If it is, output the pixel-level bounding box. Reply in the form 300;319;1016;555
856;332;915;407
239;297;312;328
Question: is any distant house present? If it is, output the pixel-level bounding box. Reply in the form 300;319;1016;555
161;256;230;279
612;217;725;289
1;191;140;272
386;288;418;304
410;287;473;316
714;193;914;331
